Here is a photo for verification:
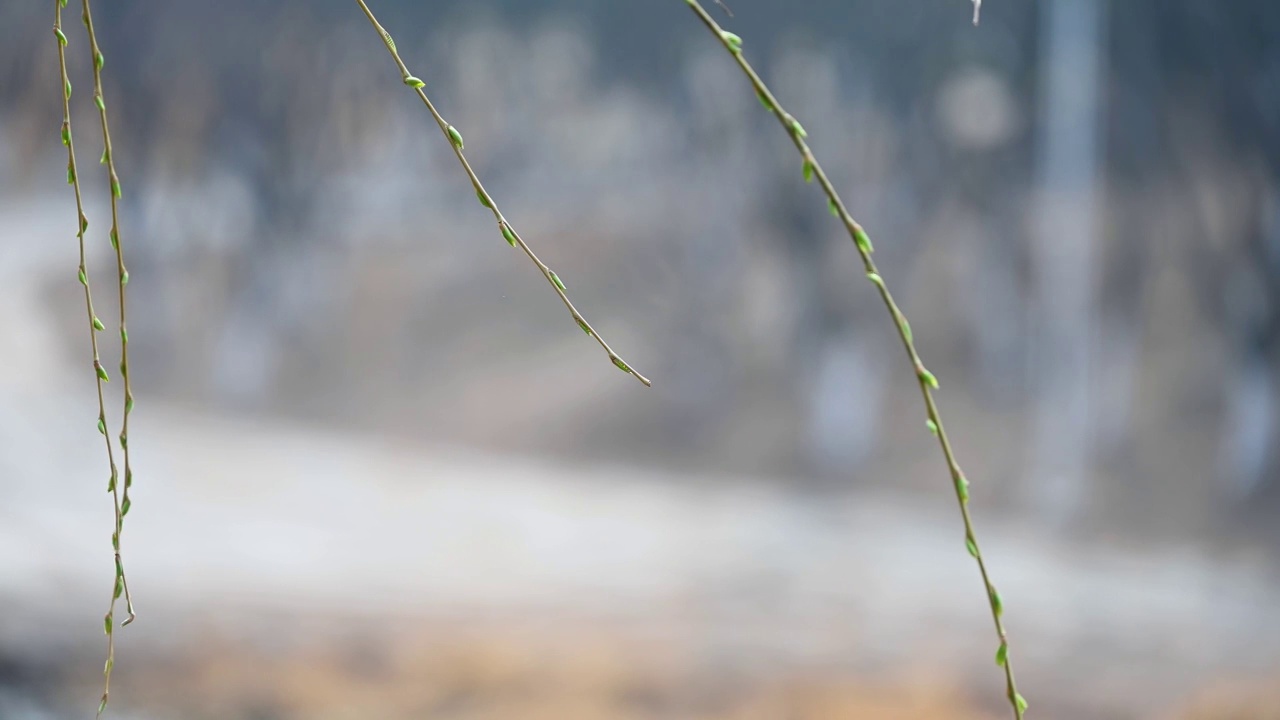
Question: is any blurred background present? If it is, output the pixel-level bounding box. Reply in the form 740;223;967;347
2;0;1279;717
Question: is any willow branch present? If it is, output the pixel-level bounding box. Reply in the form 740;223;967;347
682;1;1025;716
353;0;650;386
66;0;136;715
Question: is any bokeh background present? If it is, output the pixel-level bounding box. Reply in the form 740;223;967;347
2;0;1279;718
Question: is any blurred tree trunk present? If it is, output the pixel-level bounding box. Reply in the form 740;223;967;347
1027;0;1108;525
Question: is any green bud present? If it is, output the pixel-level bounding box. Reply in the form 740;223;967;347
65;79;72;100
757;91;772;111
549;271;566;291
111;176;121;199
121;496;131;516
918;367;939;389
476;190;491;209
125;393;134;415
898;317;913;343
447;125;464;150
97;416;106;435
95;364;109;383
109;229;117;249
107;471;115;492
119;432;127;449
828;198;839;217
94;94;104;111
55;27;68;45
403;75;425;88
104;614;112;636
104;657;113;678
78;267;87;285
788;117;808;138
92;316;104;331
1014;693;1028;714
611;356;631;374
381;31;396;51
113;576;123;600
956;473;970;503
98;696;107;716
67;165;76;185
720;31;743;53
120;327;128;343
990;586;1003;617
61;124;71;146
926;419;938;436
100;148;109;165
80;214;88;234
94;51;104;71
866;272;884;287
802;160;814;183
576;318;592;335
996;642;1008;667
111;532;119;551
120;269;129;286
501;224;517;247
124;468;132;488
965;535;978;558
854;227;874;254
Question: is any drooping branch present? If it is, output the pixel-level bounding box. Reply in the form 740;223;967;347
681;1;1026;716
354;0;651;387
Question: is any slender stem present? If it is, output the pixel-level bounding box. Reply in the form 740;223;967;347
682;1;1025;716
69;0;135;715
353;0;650;387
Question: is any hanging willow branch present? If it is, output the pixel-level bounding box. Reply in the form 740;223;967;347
681;1;1025;716
353;0;650;386
55;0;139;715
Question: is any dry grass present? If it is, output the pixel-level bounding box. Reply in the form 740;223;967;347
1167;678;1280;720
96;613;1280;719
115;617;999;720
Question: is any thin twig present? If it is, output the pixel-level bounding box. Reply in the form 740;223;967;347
353;0;650;386
681;1;1025;716
54;0;125;668
68;0;136;715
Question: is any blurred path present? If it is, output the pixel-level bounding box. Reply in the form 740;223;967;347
3;402;1280;713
